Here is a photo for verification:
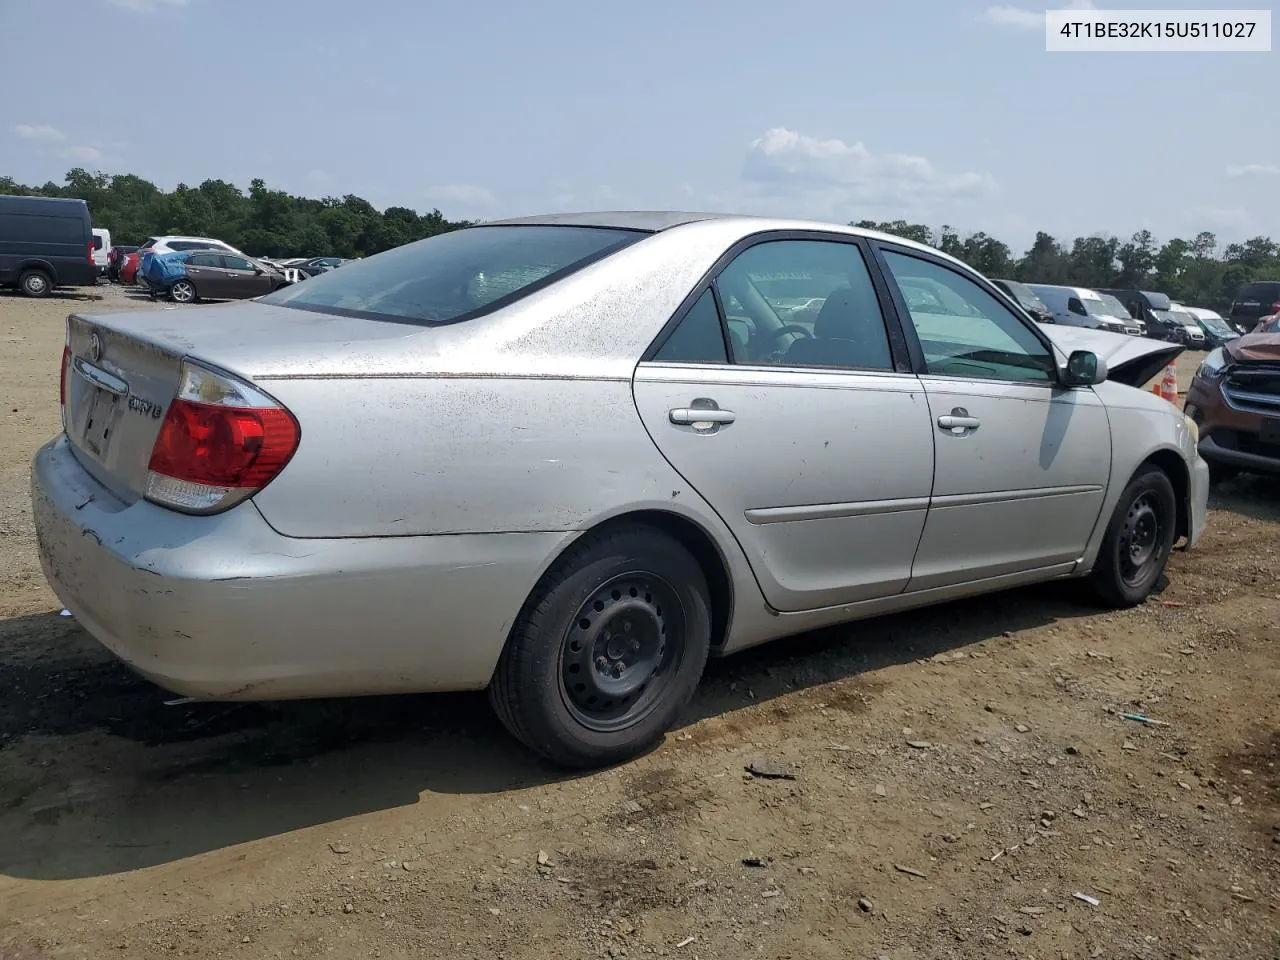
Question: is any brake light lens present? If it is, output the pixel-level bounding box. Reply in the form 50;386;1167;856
87;241;95;264
145;360;300;514
59;344;70;415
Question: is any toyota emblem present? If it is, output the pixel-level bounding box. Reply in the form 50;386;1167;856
89;332;103;363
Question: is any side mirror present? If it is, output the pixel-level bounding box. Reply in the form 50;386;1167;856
1062;349;1108;387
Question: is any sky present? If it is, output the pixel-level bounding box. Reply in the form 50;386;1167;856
0;0;1276;253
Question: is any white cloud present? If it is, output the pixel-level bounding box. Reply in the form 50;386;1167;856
423;183;498;208
13;124;67;143
56;145;104;163
104;0;188;11
1226;163;1280;177
307;169;331;184
984;0;1094;30
743;127;997;208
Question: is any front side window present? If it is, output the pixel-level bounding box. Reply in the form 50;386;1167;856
714;240;893;371
881;251;1055;384
259;225;646;326
223;256;255;272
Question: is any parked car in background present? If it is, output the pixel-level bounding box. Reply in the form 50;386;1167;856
1098;289;1193;344
0;194;96;296
289;256;346;277
166;250;291;302
32;212;1207;768
1185;329;1280;481
106;244;138;282
1166;303;1209;349
1181;306;1239;349
129;236;247;290
991;279;1055;323
1228;280;1280;333
91;228;111;277
1027;284;1138;334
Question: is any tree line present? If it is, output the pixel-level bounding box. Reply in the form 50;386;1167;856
0;168;470;260
2;169;1275;312
853;219;1278;313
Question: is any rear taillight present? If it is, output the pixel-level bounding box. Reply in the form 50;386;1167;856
59;344;70;412
87;242;95;264
1270;301;1280;313
145;360;300;515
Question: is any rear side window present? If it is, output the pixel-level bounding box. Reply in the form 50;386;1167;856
0;214;86;243
259;225;647;325
653;290;728;364
188;253;220;267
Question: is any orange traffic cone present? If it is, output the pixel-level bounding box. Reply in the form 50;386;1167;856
1159;362;1178;403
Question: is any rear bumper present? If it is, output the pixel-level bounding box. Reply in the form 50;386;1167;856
32;435;572;700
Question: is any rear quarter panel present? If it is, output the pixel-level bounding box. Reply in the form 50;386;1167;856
251;375;730;538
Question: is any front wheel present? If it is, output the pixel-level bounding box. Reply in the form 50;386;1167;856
489;524;712;768
169;279;197;303
1087;465;1178;608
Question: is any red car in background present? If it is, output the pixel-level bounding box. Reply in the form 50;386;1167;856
119;248;147;284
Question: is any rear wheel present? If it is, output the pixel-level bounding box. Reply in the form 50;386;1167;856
1087;465;1177;608
489;524;712;768
169;279;197;304
19;269;52;298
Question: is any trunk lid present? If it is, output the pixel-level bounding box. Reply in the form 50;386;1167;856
62;304;422;503
1040;325;1185;387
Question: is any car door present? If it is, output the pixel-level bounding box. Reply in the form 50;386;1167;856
220;255;267;297
632;235;936;613
873;246;1111;591
183;252;225;297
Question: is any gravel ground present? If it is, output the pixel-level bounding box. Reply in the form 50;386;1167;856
0;285;1276;959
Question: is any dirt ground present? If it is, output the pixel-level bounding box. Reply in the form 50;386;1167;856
1;286;1276;960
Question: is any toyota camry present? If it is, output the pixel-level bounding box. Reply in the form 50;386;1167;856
33;212;1209;768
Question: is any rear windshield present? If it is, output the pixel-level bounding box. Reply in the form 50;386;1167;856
259;225;647;325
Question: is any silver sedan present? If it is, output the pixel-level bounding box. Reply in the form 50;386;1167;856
32;212;1209;768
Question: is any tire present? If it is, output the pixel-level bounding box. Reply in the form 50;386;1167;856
1208;461;1239;485
489;524;712;769
169;279;197;304
1087;465;1178;608
18;269;52;298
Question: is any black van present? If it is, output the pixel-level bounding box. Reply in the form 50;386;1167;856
1228;280;1280;333
0;195;96;297
1097;289;1191;344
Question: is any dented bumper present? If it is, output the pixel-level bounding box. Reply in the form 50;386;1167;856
31;435;570;699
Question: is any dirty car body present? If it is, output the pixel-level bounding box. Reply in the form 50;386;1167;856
32;213;1209;767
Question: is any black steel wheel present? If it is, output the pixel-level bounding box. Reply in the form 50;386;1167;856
489;524;712;768
1088;465;1177;608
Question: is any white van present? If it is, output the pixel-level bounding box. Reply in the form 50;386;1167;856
91;228;111;275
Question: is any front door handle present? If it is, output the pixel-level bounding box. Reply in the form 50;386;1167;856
670;408;736;425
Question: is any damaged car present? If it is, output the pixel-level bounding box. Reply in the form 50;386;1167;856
1185;331;1280;481
32;213;1208;768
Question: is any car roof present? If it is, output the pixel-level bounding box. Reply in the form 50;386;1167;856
477;210;955;263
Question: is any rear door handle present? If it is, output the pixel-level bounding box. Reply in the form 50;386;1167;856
670;408;736;425
937;407;980;434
